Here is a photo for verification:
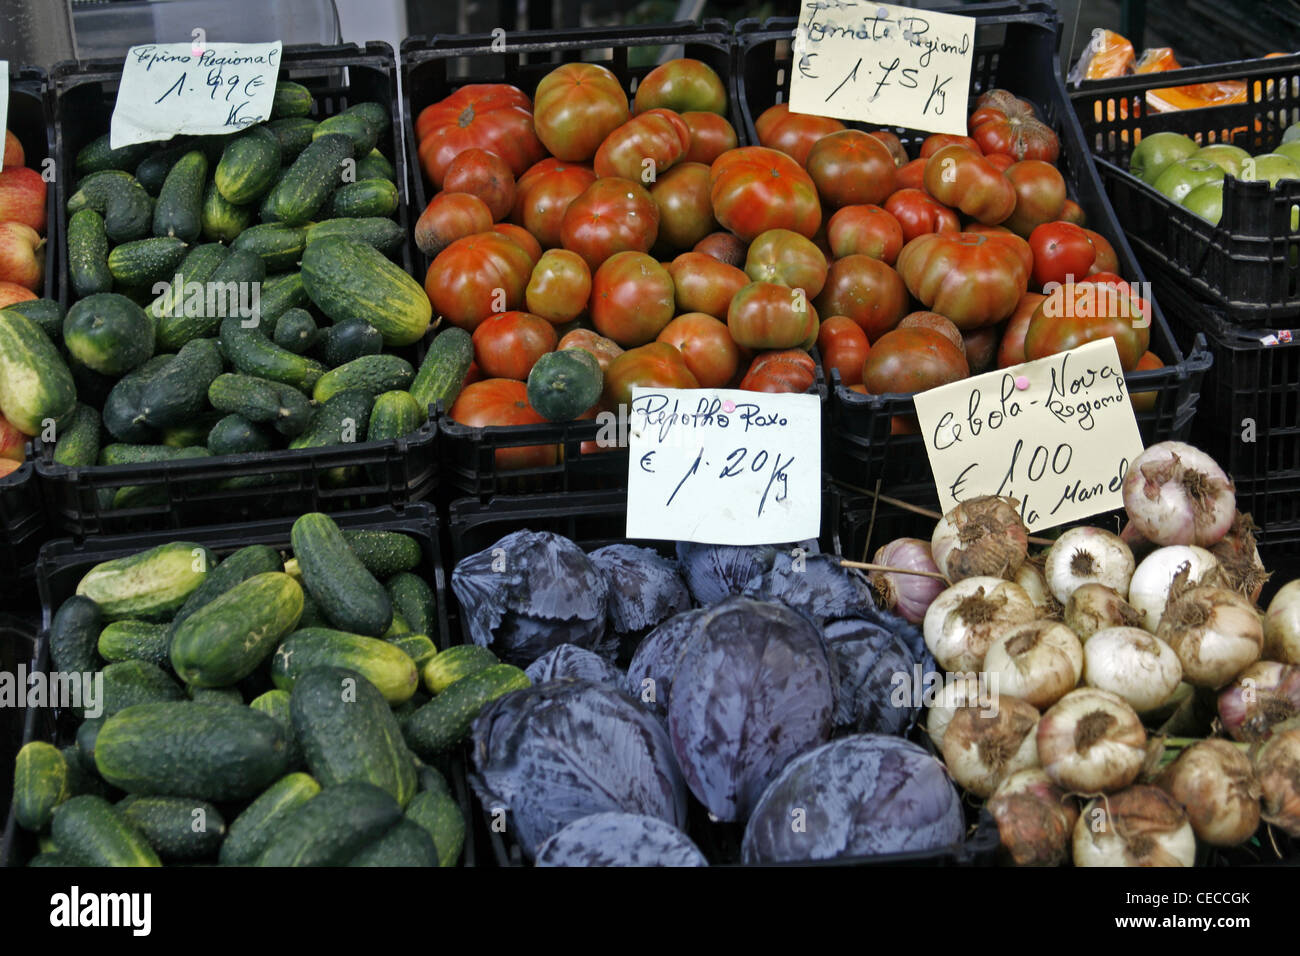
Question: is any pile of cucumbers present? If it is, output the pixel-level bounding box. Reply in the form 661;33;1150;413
11;511;528;867
29;80;472;506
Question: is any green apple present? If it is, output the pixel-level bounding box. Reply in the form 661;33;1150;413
1282;121;1300;145
1130;132;1199;184
1192;143;1251;178
1154;158;1226;204
1182;180;1224;225
1241;153;1300;186
1273;141;1300;166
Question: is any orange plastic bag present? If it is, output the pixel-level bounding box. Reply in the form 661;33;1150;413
1069;28;1137;84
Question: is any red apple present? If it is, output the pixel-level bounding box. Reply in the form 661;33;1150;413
0;222;44;291
0;166;47;235
0;281;36;309
2;131;23;169
0;458;21;479
0;412;25;461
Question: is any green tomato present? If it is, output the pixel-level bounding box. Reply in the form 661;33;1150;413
1182;180;1223;225
1192;143;1250;178
1153;158;1226;204
1282;121;1300;145
1241;153;1300;187
1129;131;1199;184
1269;142;1300;168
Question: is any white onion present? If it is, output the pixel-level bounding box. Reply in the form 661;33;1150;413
941;696;1041;797
1073;786;1197;867
925;672;997;748
1014;560;1055;614
1218;661;1300;742
1127;545;1219;631
1156;739;1260;846
988;768;1080;867
1083;626;1183;713
1157;585;1263;689
983;621;1083;709
1044;526;1135;603
1254;727;1300;836
1063;583;1145;640
1038;687;1147;793
930;496;1029;582
1264;580;1300;665
923;576;1038;673
1122;441;1236;547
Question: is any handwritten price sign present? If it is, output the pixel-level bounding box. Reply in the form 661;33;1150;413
789;1;975;136
625;387;821;545
913;339;1146;533
110;42;283;149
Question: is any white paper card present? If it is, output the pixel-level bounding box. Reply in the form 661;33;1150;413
788;1;975;136
110;42;283;149
625;387;821;545
1;61;9;172
913;338;1146;532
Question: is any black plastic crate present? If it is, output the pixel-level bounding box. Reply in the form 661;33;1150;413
35;43;439;537
0;503;484;868
1070;53;1300;326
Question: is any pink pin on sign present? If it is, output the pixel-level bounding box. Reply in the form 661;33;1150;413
722;400;736;413
1014;376;1030;390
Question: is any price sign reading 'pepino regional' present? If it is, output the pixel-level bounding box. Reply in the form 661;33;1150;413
912;339;1146;533
789;1;975;136
110;41;282;149
625;387;821;546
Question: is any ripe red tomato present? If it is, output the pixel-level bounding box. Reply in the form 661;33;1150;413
593;108;691;183
814;254;909;342
969;89;1060;163
739;350;817;393
727;281;818;350
634;59;728;115
442;148;516;222
817;315;870;386
996;291;1047;368
710;146;821;241
1060;198;1085;226
666;251;749;318
511;158;597;249
1023;280;1149;370
681;111;738;165
416;84;546;187
1130;351;1164;412
984;153;1016;172
897;311;965;354
558;328;623;372
425;232;536;331
895;158;927;191
694;231;747;267
491;222;541;264
827;205;904;264
862;328;970;395
1028;220;1096;288
448;379;557;470
1083;228;1120;274
964;223;1033;278
923;145;1016;225
895;232;1029;330
754;103;844;166
648;162;717;249
1001;160;1066;236
472;311;558;380
560;177;660;271
525;248;591;324
884;188;960;243
532;63;630;162
868;130;908;167
962;324;1001;374
603;342;699;409
806;130;897;207
590;251;676;346
415;192;494;258
657;312;740;387
921;134;982;158
744;228;828;297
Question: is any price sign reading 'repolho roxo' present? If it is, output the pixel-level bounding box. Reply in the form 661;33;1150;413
788;1;975;136
110;41;283;149
626;387;822;545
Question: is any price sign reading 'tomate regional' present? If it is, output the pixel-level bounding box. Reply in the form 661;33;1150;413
110;41;282;149
913;339;1146;533
626;387;821;545
789;1;975;136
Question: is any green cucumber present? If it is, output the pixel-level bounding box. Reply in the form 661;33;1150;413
249;688;304;770
67;208;113;298
255;781;402;867
98;620;170;667
133;337;224;430
117;794;226;861
313;318;382;366
76;718;104;766
287;388;372;450
63;743;111;799
206;414;274;456
272;628;417;704
355;149;396;182
135;143;192;196
407;769;465;866
66;170;152;243
14;741;71;830
201;180;255;243
215;125;282;204
290;665;417;806
340;530;421;577
76;540;214;621
145;241;228;326
313;354;413;403
387;633;438;669
255;272;308;331
298;590;326;629
101;354;171;443
218;772;320;865
302;236;431;346
161;414;220;448
410;327;474;416
219;316;326;391
347;818;438;866
107;236;189;288
171;543;282;626
28;852;78;867
49;596;102;677
230;223;307;273
271;308;318;354
62;293;155;377
383;610;412;638
98;443;211;466
101;660;187;717
155;247;266;350
153;150;208;241
76;134;151;174
208;373;313;438
170;572;304;687
290;511;392;637
305;216;404;258
421;644;500;695
50;795;161;867
341;102;391;135
94;702;292;801
264;133;353;226
404;664;530;756
188;686;244;706
51;403;102;467
312;113;377;156
327;178;398;219
272;81;314;118
366;391;424;481
1;297;65;342
527;347;603;422
0;310;77;435
266;117;318;158
386;572;437;639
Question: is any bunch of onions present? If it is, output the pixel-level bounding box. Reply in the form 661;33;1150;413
1014;559;1055;614
1127;545;1219;631
1064;583;1144;640
988;768;1079;867
1083;627;1183;713
925;672;993;748
869;538;946;625
1072;786;1197;867
931;496;1029;583
1156;739;1260;846
1210;512;1269;603
1121;441;1236;547
1157;585;1263;689
940;697;1041;797
1037;688;1147;793
1264;581;1300;665
983;621;1083;710
1218;662;1300;742
923;576;1038;672
1253;727;1300;837
1044;526;1136;604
